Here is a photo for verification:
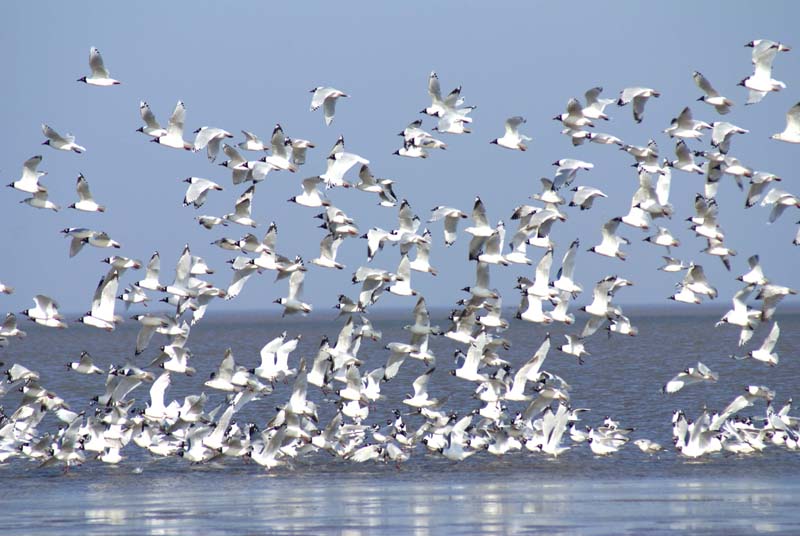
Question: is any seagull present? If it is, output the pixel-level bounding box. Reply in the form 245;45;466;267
83;231;121;250
582;86;615;120
423;72;464;117
21;189;59;211
136;101;167;138
152;101;192;150
682;263;718;300
552;158;594;190
260;124;298;173
237;130;266;151
663;107;711;139
760;188;800;223
745;172;782;208
321;150;368;188
667;140;703;174
553;239;583;296
136;252;166;292
659;256;688;272
254;332;300;383
589;217;628;260
393;140;429;158
0;313;26;340
69;174;105;212
289;176;329;208
8;155;46;193
77;47;120;86
310;234;344;270
78;271;121;331
22;295;66;328
633;439;663;454
732;322;779;365
192;127;233;162
554;98;593;130
756;283;797;321
183;177;223;208
42;124;85;153
274;270;312;316
354;165;397;207
617;87;660;123
289;138;316;166
771;101;800;144
310;86;348;126
490;116;531;151
716;285;761;332
404;368;439;408
68;351;102;374
224;185;257;227
711;122;749;154
388;255;417;297
737;255;768;286
559;334;589;364
643;226;679;252
662;362;718;393
693;71;732;114
569;186;607;210
740;39;790;104
428;206;467;246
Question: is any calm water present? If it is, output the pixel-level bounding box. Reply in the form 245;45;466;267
2;308;799;535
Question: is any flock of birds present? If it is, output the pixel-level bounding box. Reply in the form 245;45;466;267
1;40;800;470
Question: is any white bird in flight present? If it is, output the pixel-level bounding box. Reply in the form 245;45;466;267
310;86;349;126
77;47;121;86
42;124;86;153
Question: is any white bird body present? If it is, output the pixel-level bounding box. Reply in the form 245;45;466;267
224;185;257;227
153;101;192;150
663;106;711;139
617;87;660;123
8;155;46;193
183;177;223;208
42;124;85;153
490;116;531;151
582;86;615;120
693;71;732;114
69;174;105;212
69;351;102;374
663;362;718;393
78;47;120;86
23;295;66;328
388;255;417;297
733;322;780;365
569;186;607;211
137;101;166;138
310;86;348;125
590;217;628;260
22;190;59;211
276;270;312;315
741;39;790;104
192;126;233;162
771;102;800;143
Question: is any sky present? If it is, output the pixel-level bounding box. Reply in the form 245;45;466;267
1;1;799;315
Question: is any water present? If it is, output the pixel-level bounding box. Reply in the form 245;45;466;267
2;308;799;534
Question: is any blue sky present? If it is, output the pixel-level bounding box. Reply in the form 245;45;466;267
1;1;799;314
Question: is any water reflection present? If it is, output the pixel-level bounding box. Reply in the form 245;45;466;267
2;473;799;534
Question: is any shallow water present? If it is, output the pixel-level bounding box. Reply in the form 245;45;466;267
1;309;799;534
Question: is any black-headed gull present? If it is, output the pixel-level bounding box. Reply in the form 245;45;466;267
69;174;105;212
42;124;85;153
78;47;120;86
771;101;800;144
310;86;348;126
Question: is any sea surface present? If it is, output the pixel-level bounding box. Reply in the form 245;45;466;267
1;307;799;535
